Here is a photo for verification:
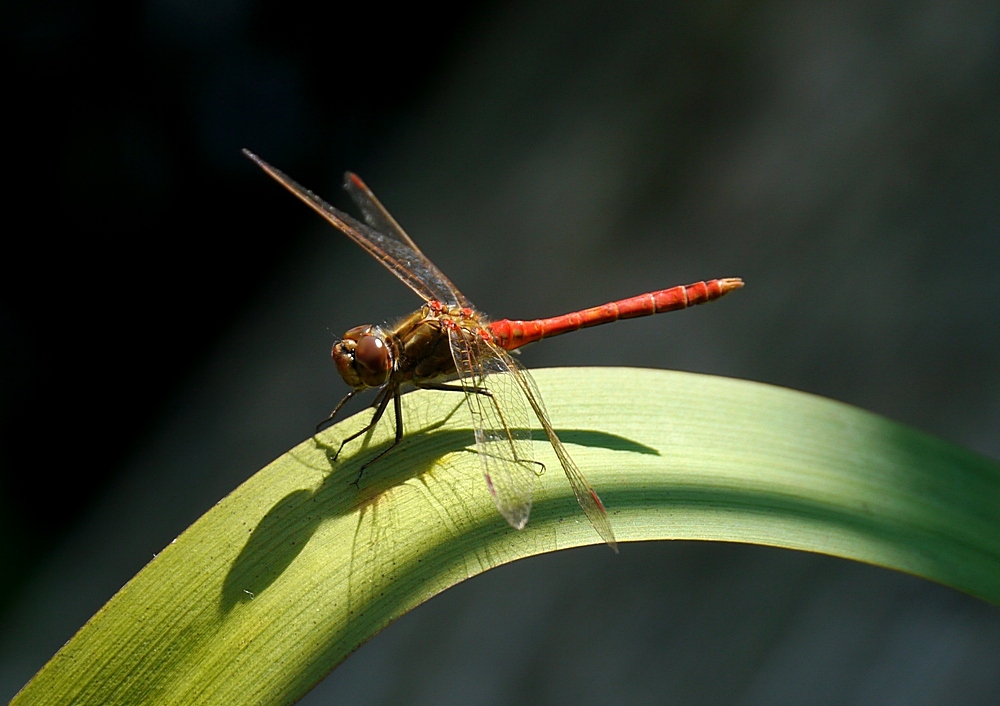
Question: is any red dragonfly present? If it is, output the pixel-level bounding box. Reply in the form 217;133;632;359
245;149;743;551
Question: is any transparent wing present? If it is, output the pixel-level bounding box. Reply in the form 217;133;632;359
447;325;536;530
343;172;425;255
244;150;471;308
448;323;617;549
507;360;618;551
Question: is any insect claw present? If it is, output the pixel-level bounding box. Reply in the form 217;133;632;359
328;438;352;464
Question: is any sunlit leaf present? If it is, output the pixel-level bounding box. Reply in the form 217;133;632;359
14;368;1000;705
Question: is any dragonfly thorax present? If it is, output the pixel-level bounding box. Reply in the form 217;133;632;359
332;324;395;389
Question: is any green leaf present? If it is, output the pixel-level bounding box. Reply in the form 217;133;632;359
14;368;1000;704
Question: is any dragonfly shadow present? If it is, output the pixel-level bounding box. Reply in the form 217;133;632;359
219;421;474;615
220;488;318;613
220;419;653;614
542;429;660;456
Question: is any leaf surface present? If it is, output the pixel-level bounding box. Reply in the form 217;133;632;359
14;368;1000;705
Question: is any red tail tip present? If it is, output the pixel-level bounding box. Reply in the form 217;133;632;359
719;277;744;294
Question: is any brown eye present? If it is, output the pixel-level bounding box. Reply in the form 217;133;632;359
355;335;390;375
343;325;371;342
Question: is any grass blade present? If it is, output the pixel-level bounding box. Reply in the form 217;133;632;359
14;368;1000;704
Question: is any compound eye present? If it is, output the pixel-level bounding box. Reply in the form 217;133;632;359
343;325;372;342
355;335;390;376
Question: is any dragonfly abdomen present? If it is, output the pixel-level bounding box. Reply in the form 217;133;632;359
490;277;743;350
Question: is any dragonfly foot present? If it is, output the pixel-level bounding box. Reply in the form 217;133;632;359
329;440;350;463
351;463;371;488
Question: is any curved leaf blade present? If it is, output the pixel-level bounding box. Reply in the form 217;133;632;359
14;368;1000;704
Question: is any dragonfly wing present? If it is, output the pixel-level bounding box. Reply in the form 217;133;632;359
244;150;470;307
343;172;425;255
447;325;536;530
502;351;619;551
341;172;472;308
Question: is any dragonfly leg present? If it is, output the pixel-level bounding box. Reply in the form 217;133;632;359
352;387;405;485
316;389;361;433
417;382;492;397
329;385;392;465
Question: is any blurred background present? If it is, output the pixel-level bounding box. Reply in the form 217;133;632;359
2;0;999;703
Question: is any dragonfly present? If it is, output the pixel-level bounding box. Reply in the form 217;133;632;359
244;149;743;551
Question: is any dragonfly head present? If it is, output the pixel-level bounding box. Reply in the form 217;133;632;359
332;325;393;389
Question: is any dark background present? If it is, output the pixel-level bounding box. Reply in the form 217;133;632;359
2;0;999;703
